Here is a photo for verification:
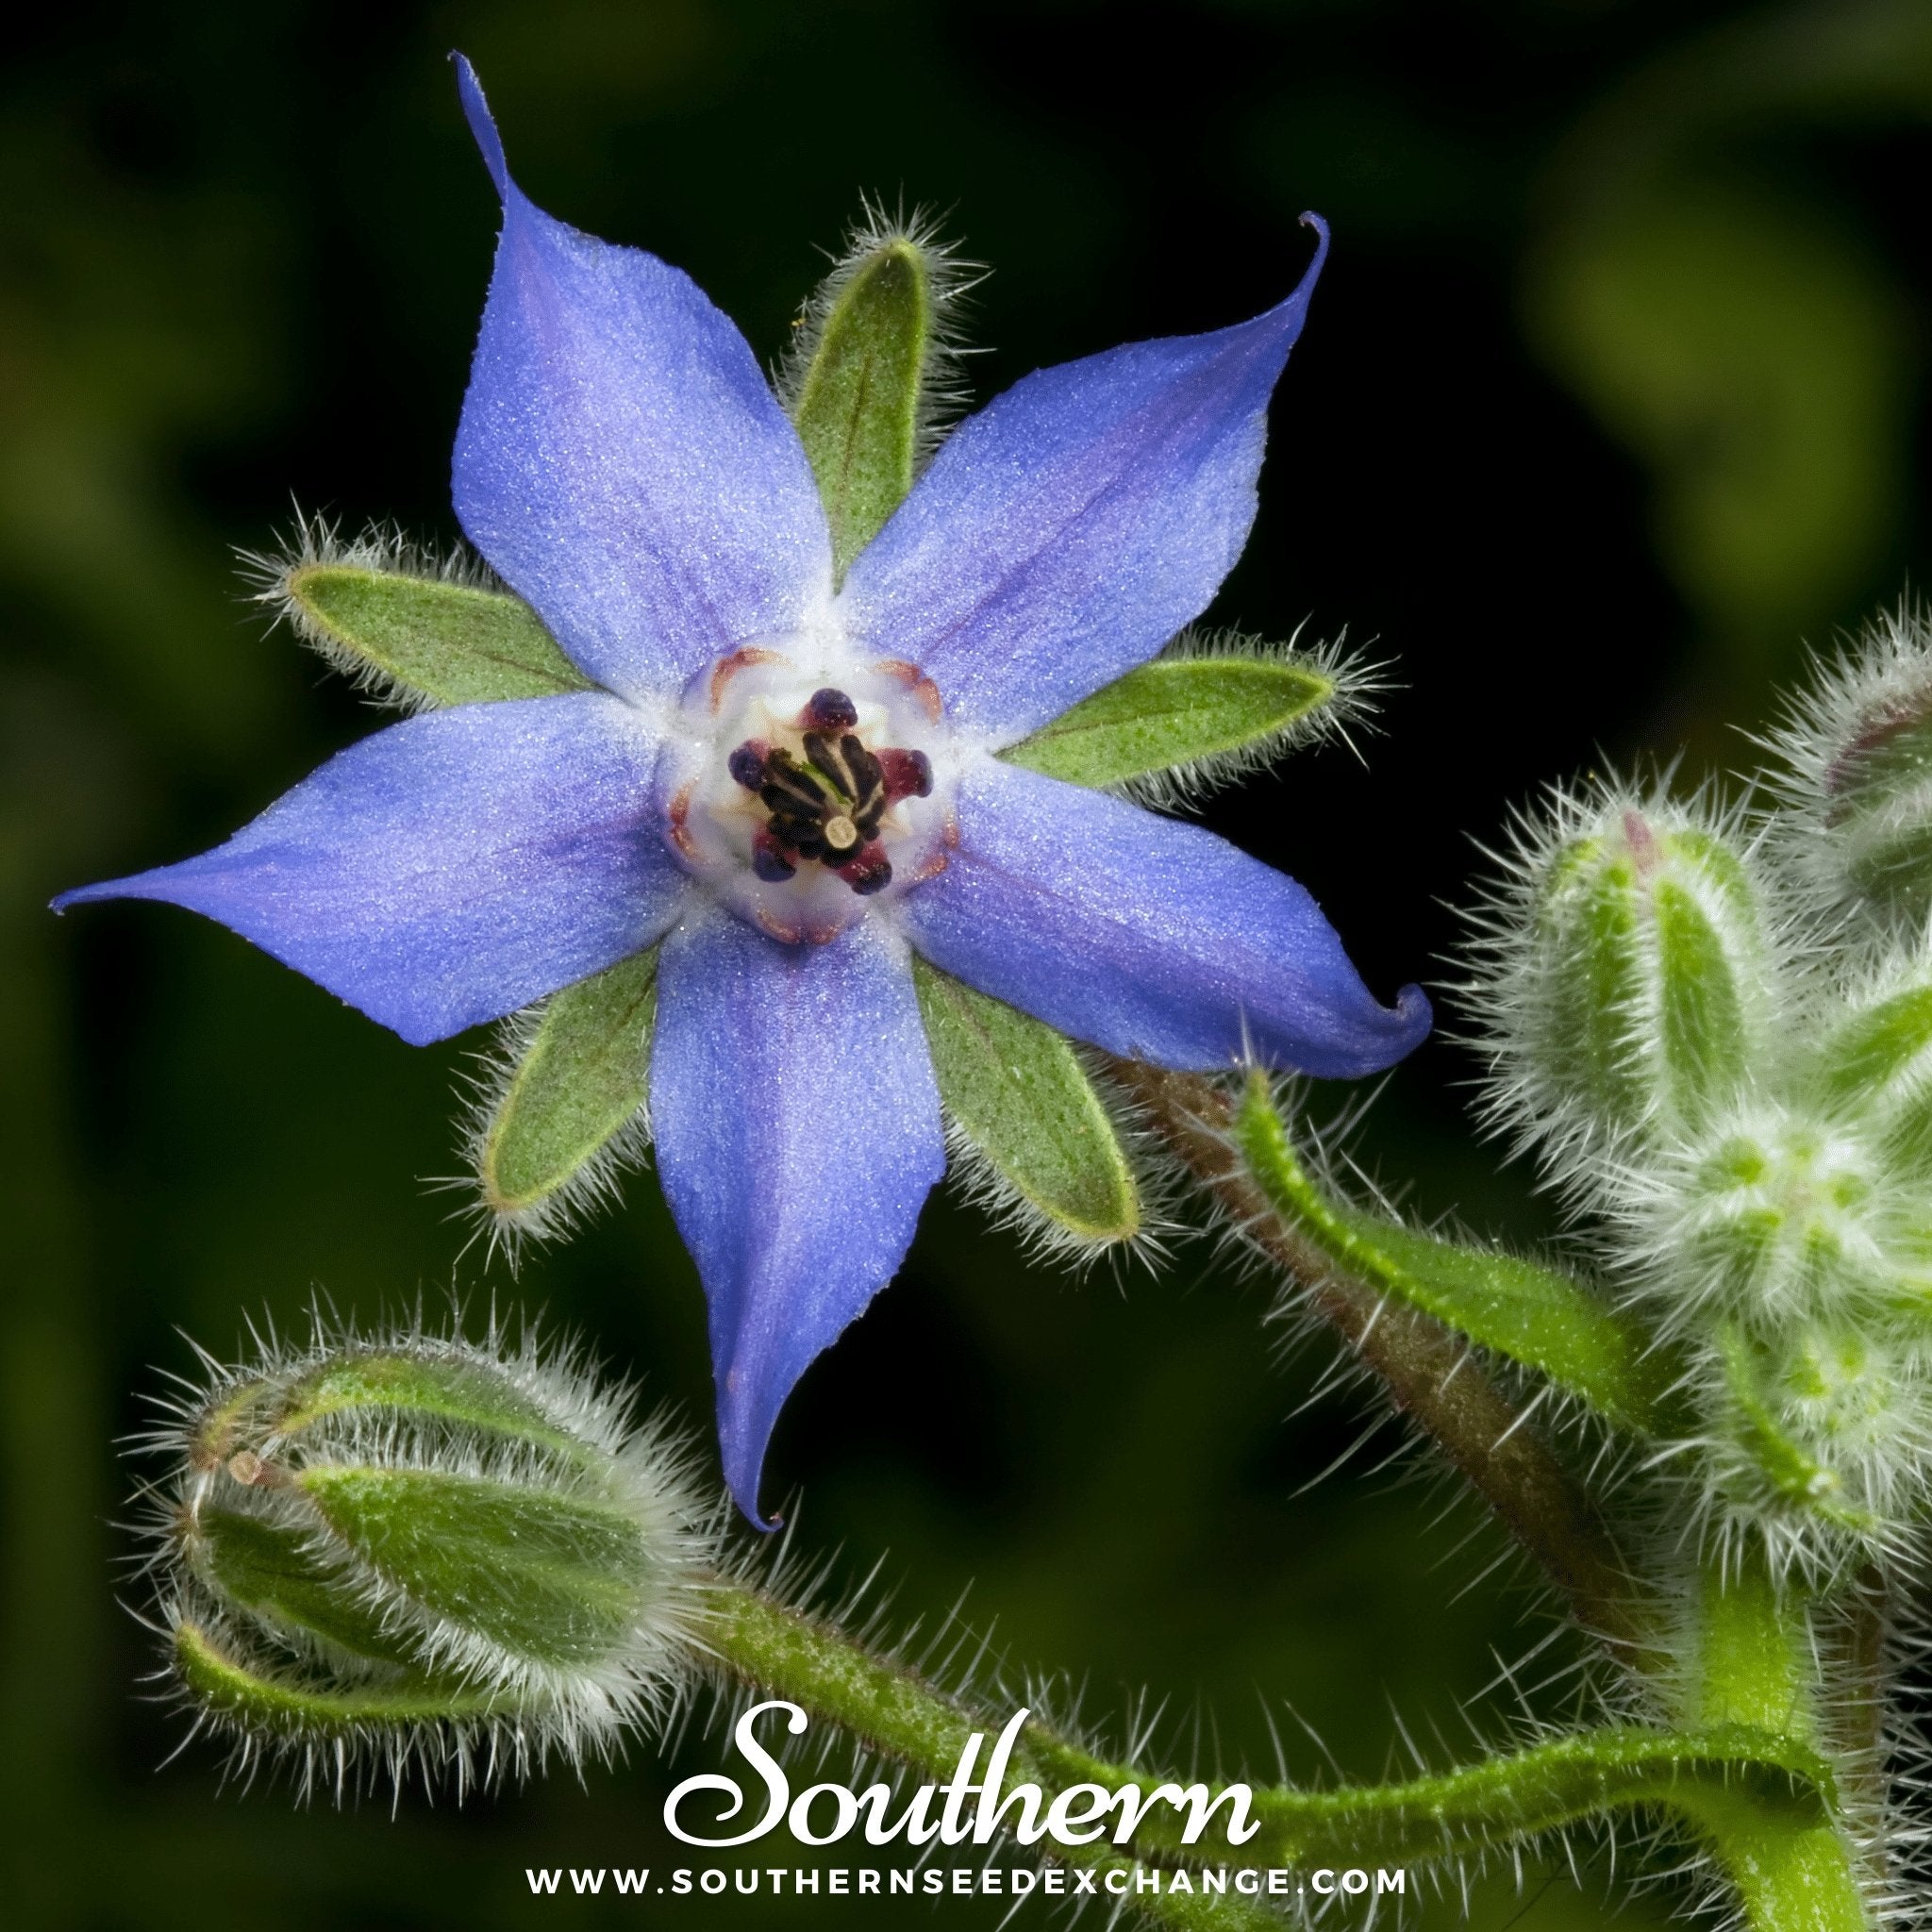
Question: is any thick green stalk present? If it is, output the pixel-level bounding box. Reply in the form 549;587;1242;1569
697;1582;1841;1891
1675;1556;1872;1932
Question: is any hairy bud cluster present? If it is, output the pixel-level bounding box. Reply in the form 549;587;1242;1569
1469;620;1932;1574
138;1315;720;1796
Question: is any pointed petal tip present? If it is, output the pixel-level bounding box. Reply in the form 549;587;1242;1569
721;1415;784;1532
1387;980;1433;1058
728;1479;783;1534
450;51;508;199
1293;212;1330;298
1298;978;1432;1080
51;874;140;915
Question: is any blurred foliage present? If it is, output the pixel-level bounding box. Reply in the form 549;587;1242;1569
2;1;1926;1927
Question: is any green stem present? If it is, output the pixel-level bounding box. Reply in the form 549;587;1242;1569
1113;1062;1646;1655
1676;1555;1872;1931
695;1581;1848;1908
694;1584;1278;1930
1228;1073;1682;1436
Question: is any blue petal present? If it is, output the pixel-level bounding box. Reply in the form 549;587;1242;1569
839;221;1329;743
650;909;944;1525
451;57;833;703
897;757;1429;1076
53;694;686;1047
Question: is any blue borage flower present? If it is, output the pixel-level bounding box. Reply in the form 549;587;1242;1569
57;58;1429;1524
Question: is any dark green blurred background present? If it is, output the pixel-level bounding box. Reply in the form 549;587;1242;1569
6;2;1930;1926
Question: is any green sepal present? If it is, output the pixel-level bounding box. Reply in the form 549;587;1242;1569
1715;1324;1877;1533
1817;983;1932;1104
1654;853;1754;1116
791;237;930;578
1232;1074;1680;1435
1003;649;1334;791
1830;706;1932;932
271;1349;589;1464
1815;981;1932;1169
912;958;1140;1245
299;1466;656;1669
174;1621;505;1739
191;1504;420;1668
1536;841;1648;1128
476;948;658;1228
283;562;593;706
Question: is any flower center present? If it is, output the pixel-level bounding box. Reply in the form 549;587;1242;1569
657;647;955;944
728;687;933;897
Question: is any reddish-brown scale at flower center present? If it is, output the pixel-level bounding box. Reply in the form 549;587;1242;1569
727;688;932;896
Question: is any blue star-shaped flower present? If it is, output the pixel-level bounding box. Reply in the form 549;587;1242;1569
58;59;1428;1523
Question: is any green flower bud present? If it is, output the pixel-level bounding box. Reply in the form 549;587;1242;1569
1472;785;1774;1183
1770;603;1932;941
142;1318;718;1795
1703;1318;1929;1573
1634;1101;1918;1332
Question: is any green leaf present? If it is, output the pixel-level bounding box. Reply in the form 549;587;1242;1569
1232;1074;1679;1435
791;236;930;578
283;562;593;706
174;1620;505;1740
300;1466;655;1669
912;958;1139;1245
476;948;658;1227
1002;650;1333;790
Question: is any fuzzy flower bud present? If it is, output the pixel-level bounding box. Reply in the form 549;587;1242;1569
1628;1099;1927;1333
1702;1318;1930;1573
1471;785;1774;1185
141;1317;718;1796
1771;604;1932;942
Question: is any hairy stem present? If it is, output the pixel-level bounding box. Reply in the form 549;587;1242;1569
1112;1061;1643;1653
692;1582;1280;1929
694;1581;1841;1894
1677;1555;1872;1932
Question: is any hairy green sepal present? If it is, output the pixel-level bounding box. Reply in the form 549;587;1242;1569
1715;1324;1882;1536
174;1621;506;1740
284;562;592;705
300;1467;655;1668
1004;652;1334;791
1817;980;1932;1170
476;948;658;1226
791;237;930;577
1829;706;1932;933
269;1349;587;1459
913;959;1139;1244
195;1504;418;1667
1233;1074;1676;1434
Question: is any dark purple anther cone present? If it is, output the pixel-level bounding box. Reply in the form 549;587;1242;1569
806;688;858;732
841;848;893;895
728;743;768;791
879;748;933;802
752;839;797;882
